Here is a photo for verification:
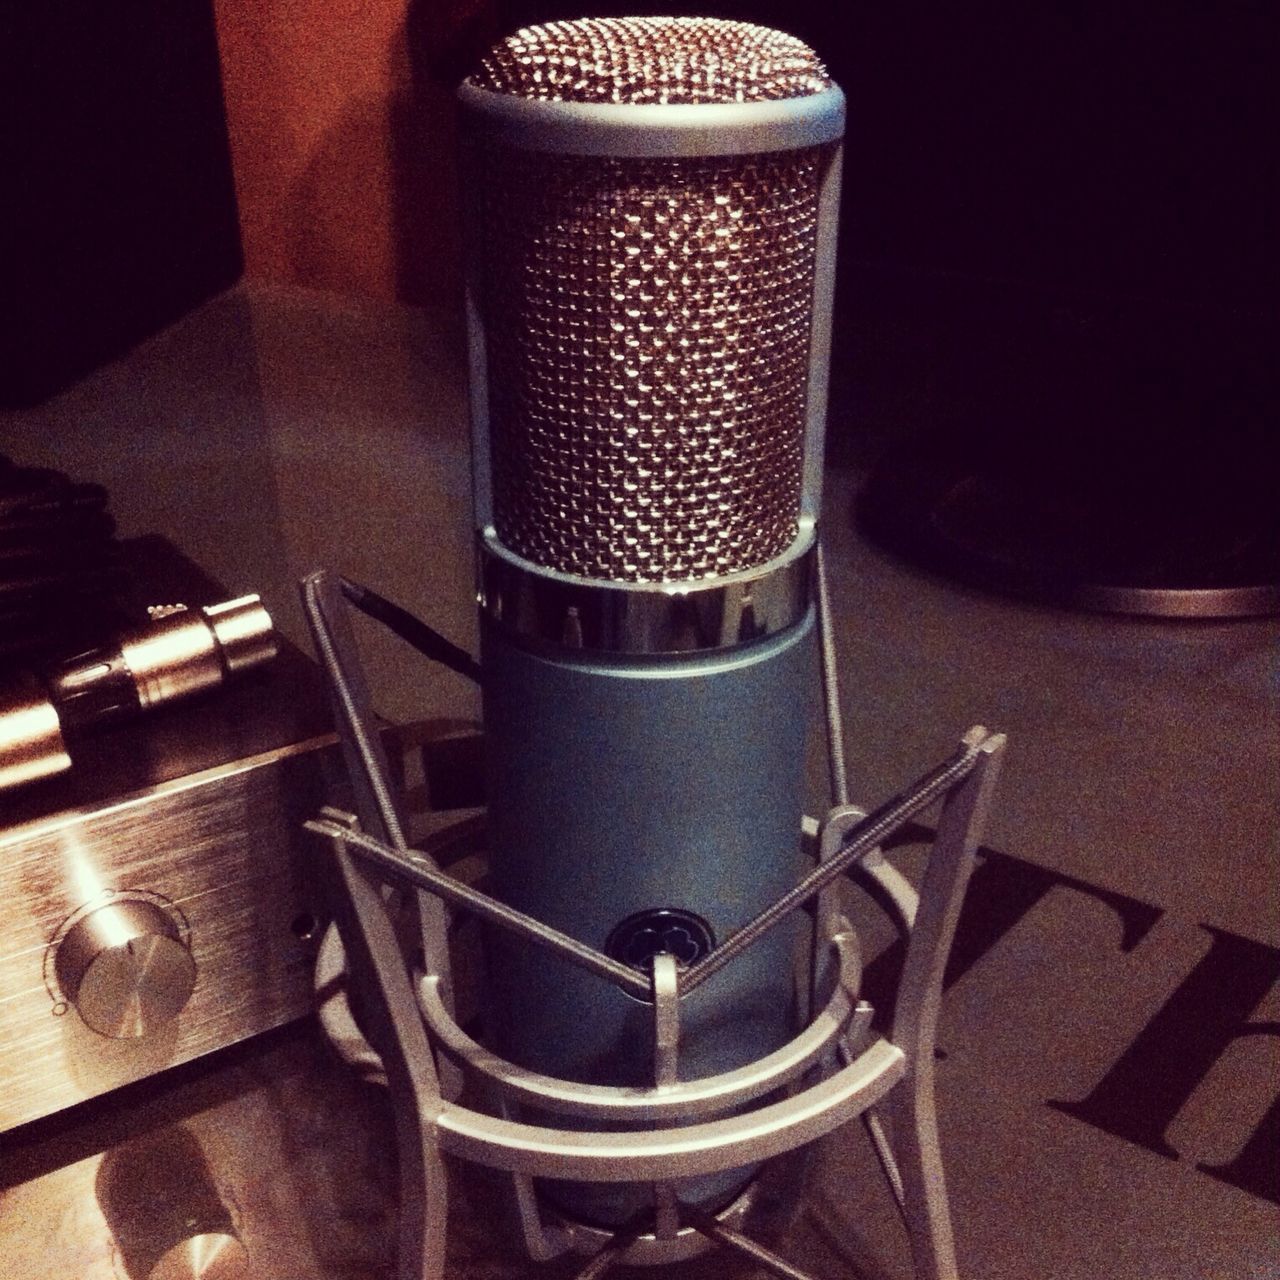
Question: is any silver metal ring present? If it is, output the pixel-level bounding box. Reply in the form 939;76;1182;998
416;929;865;1122
457;83;845;157
477;530;815;655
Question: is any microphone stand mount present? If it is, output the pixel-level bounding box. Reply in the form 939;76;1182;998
300;564;1005;1280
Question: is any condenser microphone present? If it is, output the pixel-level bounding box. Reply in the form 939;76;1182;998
459;16;843;1228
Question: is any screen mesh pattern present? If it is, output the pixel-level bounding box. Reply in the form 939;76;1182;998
468;16;832;106
469;19;830;583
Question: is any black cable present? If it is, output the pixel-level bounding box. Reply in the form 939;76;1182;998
338;576;482;686
0;455;128;664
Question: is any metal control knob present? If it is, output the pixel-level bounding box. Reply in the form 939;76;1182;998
98;1129;253;1280
148;1234;252;1280
55;900;196;1038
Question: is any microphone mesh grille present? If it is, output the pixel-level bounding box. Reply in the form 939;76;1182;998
469;16;831;105
475;144;824;583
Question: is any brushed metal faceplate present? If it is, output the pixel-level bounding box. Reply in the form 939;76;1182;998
0;731;336;1132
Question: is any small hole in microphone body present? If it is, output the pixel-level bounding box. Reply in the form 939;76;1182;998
290;912;320;941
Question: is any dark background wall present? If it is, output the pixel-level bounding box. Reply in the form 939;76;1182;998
4;2;243;406
6;0;1275;448
499;1;1276;308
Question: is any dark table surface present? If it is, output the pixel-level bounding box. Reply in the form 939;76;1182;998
2;282;1275;1280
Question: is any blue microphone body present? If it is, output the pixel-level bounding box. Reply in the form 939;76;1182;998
460;15;844;1230
481;610;813;1222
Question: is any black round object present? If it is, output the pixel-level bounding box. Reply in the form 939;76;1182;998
605;908;716;971
855;357;1280;619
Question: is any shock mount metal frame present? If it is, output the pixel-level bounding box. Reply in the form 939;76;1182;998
301;551;1005;1280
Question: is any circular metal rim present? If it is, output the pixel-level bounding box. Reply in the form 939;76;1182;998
604;907;717;971
1068;580;1280;619
477;529;816;655
309;806;906;1180
433;1037;905;1181
457;82;845;157
857;439;1280;620
416;930;863;1122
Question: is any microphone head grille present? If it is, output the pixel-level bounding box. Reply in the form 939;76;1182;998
468;16;832;105
466;19;838;584
476;144;824;584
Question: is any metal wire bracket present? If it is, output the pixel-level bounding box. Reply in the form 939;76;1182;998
300;565;1006;1280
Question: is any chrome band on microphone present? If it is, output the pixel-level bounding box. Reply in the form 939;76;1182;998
476;529;815;654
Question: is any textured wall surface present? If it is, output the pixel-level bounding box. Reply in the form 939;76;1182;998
211;0;492;309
